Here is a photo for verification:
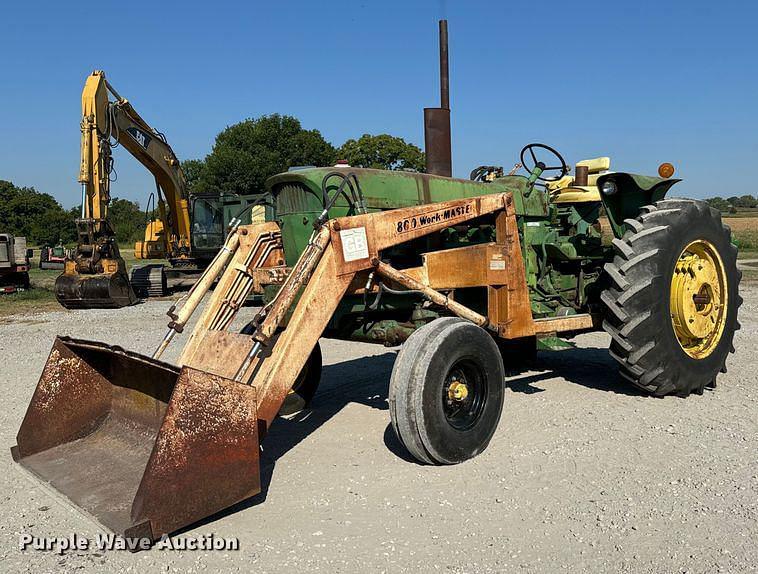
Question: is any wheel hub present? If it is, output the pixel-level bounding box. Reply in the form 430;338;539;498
670;240;728;359
447;381;469;401
442;361;486;431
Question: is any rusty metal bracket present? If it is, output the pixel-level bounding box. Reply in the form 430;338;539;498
371;258;490;329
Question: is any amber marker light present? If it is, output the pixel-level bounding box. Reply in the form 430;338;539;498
658;162;675;178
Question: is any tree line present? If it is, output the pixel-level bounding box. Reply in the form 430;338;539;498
184;114;424;196
16;111;752;247
705;195;757;213
0;114;424;246
0;180;149;247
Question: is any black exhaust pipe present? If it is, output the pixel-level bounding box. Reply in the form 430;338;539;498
424;19;452;177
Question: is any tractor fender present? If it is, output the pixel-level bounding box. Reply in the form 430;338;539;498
596;172;681;238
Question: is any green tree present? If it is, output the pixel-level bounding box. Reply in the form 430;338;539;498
337;134;425;171
198;114;336;196
0;180;75;245
706;196;731;212
108;198;146;244
181;159;208;193
735;194;757;209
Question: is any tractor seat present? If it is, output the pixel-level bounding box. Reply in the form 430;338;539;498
547;157;611;203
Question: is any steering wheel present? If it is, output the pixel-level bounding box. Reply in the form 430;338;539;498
519;143;569;182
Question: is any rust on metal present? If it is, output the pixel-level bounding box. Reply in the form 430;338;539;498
439;19;449;110
424;107;452;177
13;338;260;542
574;165;589;186
424;19;452;177
131;366;260;539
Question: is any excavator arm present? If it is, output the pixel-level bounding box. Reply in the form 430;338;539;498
56;70;192;309
55;71;137;308
109;91;192;264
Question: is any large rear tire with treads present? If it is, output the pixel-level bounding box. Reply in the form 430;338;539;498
600;199;741;397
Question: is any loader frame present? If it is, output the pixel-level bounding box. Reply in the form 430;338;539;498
181;192;596;432
14;192;598;543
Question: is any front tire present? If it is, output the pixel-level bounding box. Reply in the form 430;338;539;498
389;318;505;464
600;199;741;397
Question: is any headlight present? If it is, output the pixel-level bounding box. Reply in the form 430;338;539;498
601;181;617;195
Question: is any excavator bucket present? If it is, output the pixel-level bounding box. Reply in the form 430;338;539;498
55;270;138;309
11;337;261;542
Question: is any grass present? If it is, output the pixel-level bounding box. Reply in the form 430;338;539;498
0;251;60;317
0;248;165;318
720;215;758;254
720;209;758;218
0;288;59;318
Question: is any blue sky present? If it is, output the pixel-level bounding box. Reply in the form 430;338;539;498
0;0;755;208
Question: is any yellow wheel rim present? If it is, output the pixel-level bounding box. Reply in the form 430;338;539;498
670;240;728;359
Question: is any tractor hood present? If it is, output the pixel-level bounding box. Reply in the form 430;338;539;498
266;167;538;266
265;167;527;210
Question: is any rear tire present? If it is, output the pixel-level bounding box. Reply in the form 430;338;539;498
389;318;505;464
600;199;741;397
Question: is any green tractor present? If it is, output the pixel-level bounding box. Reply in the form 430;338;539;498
253;146;742;461
265;149;741;394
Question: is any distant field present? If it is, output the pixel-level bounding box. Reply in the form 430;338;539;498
723;216;758;231
724;215;758;251
720;209;758;218
600;214;758;252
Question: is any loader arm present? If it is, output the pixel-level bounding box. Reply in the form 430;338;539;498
179;193;536;427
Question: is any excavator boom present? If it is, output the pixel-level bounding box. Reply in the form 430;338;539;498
56;70;193;308
55;71;137;309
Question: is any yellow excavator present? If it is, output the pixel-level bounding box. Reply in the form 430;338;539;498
56;70;193;308
56;70;265;306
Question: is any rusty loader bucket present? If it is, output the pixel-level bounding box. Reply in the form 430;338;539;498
12;337;261;541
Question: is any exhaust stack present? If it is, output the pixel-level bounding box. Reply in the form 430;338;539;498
424;19;452;177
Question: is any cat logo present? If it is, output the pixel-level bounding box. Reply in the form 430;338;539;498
125;127;152;149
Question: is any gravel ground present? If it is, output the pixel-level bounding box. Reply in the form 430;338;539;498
0;286;756;573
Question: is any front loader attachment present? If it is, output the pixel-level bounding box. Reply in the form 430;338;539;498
13;195;522;542
12;337;261;541
55;270;138;309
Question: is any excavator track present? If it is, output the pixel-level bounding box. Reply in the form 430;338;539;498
130;264;167;298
